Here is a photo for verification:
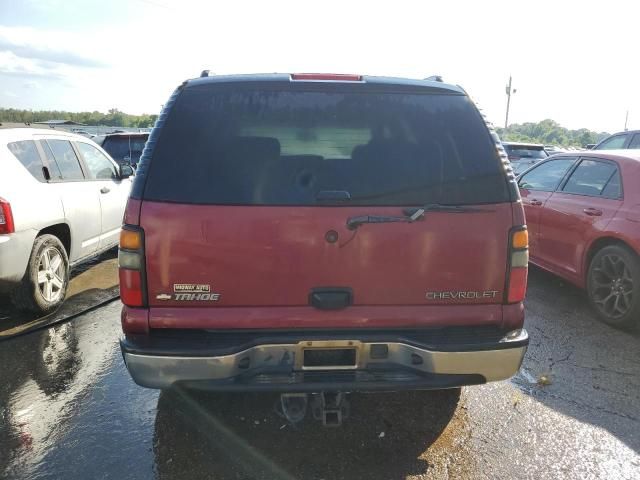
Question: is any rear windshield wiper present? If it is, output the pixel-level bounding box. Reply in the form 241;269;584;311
346;204;484;230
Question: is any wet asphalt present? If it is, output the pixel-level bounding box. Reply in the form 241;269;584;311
0;249;119;338
0;265;638;479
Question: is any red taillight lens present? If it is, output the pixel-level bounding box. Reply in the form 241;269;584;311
507;267;528;303
0;197;15;234
506;226;529;304
291;73;362;82
119;269;143;306
118;225;145;307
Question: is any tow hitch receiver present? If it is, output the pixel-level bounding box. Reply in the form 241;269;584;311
311;392;350;427
279;393;308;424
279;392;351;427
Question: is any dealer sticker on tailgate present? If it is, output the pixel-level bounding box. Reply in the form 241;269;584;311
173;284;210;293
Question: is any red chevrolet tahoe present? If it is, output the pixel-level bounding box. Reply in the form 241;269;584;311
118;73;529;394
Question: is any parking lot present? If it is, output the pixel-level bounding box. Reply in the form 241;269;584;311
0;258;638;480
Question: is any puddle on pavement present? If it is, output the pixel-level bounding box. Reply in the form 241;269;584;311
0;303;127;478
0;249;119;338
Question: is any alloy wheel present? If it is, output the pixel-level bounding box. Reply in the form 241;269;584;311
37;246;66;303
589;253;634;319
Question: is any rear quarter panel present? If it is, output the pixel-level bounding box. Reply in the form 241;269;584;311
580;159;640;284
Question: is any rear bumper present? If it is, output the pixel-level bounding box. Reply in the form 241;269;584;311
0;230;37;292
121;328;528;391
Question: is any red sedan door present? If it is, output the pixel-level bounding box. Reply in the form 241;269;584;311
537;158;623;285
517;158;577;254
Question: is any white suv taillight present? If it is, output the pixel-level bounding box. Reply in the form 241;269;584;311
118;225;146;307
0;197;15;234
506;227;528;303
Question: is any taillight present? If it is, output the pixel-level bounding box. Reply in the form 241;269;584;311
118;225;146;307
290;73;363;82
0;197;15;234
506;227;528;303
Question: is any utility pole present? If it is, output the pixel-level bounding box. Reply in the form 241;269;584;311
504;75;517;129
624;110;629;131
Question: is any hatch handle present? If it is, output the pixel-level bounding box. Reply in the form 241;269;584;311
309;287;353;310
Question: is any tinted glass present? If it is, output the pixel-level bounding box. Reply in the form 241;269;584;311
504;146;547;159
562;160;619;197
602;170;622;198
144;88;509;206
40;141;63;180
7;140;46;181
76;142;117;179
628;133;640;149
103;136;148;163
595;134;626;150
512;160;541;176
45;140;84;180
518;159;576;191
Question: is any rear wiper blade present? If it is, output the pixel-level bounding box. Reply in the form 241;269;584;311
346;204;485;230
402;203;484;220
346;214;412;230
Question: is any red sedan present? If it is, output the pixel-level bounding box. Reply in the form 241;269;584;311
518;150;640;329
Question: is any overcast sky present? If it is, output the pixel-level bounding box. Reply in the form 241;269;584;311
0;0;637;133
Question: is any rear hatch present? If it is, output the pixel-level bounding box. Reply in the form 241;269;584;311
504;144;548;175
102;135;148;165
138;79;515;313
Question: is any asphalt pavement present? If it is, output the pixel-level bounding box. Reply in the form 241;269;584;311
0;266;638;479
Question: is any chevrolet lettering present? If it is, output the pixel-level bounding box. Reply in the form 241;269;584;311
426;290;500;300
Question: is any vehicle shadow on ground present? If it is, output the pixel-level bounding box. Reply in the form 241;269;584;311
153;387;461;480
519;266;640;453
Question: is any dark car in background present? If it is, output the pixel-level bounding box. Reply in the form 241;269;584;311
94;132;149;167
117;72;530;402
593;130;640;150
502;142;548;175
544;145;565;156
517;150;640;329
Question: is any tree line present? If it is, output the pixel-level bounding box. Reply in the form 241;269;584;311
497;119;610;147
0;108;612;146
0;108;158;128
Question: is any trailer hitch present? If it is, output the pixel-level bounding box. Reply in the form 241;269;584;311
311;392;350;427
279;392;351;427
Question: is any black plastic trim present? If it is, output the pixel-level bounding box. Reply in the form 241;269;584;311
175;369;485;393
120;325;528;358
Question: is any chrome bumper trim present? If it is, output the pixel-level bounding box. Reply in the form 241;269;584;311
123;329;528;389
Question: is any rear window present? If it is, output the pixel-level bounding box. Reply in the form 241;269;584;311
103;136;147;161
504;145;548;159
144;87;509;206
7;140;47;182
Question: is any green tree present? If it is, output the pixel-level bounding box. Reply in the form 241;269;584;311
0;107;158;128
497;119;610;148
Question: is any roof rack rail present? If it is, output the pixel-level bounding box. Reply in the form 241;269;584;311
424;75;443;82
200;70;210;78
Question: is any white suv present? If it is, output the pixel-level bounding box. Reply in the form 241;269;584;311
0;128;133;313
